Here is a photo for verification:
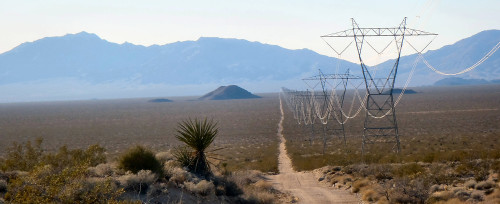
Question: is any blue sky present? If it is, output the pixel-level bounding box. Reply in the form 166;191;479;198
1;0;499;61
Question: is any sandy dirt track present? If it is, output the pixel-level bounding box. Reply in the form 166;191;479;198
266;97;360;204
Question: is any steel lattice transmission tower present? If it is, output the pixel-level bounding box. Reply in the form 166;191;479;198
322;18;437;155
302;69;361;148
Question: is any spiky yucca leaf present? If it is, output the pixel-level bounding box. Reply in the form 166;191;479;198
175;118;218;176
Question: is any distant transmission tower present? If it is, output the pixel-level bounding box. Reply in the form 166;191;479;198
322;18;437;155
302;69;361;147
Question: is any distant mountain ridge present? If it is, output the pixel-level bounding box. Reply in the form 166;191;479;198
0;32;340;85
0;30;499;102
433;77;500;86
389;30;500;87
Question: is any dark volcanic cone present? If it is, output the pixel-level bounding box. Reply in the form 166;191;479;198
198;85;261;100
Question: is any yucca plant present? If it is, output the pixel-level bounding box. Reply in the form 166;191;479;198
175;118;218;176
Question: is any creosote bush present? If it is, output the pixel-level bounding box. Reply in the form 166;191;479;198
0;139;128;203
5;164;127;203
0;138;106;172
118;145;163;176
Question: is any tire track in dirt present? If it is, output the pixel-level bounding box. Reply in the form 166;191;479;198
266;96;360;204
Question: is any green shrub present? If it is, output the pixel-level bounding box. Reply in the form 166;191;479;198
118;146;163;176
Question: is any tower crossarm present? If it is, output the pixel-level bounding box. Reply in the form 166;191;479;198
321;28;437;38
302;73;361;81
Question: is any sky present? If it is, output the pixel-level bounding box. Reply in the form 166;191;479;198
1;0;500;62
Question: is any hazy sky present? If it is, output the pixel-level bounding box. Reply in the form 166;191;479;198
1;0;499;61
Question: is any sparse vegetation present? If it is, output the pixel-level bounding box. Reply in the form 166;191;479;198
118;145;163;176
0;139;126;203
0;86;499;203
0;138;284;203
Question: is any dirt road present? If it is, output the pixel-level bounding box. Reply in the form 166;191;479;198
266;97;360;204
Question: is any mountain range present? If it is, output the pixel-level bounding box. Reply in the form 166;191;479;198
0;30;499;102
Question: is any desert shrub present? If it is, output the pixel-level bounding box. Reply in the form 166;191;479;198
1;138;106;172
89;163;115;177
4;163;126;203
464;179;476;189
253;180;273;192
155;151;174;163
492;160;500;174
475;180;494;190
455;160;490;181
230;170;262;187
362;189;380;202
352;179;370;193
146;183;168;198
471;190;484;201
117;170;157;194
429;184;445;193
422;152;436;163
0;179;7;193
454;189;471;201
184;180;215;196
393;163;426;177
43;144;106;171
245;190;275;204
215;176;243;197
118;145;163;176
168;167;193;185
424;163;458;185
427;191;454;203
389;177;430;203
374;164;394;180
1;138;43;171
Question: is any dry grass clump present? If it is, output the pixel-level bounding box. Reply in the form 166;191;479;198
219;170;282;203
89;163;116;177
244;190;275;204
167;166;193;185
464;179;476;189
351;178;370;193
155;151;174;163
184;180;215;196
117;170;158;193
428;191;454;203
362;189;381;202
254;180;273;192
470;190;485;201
475;180;495;190
429;184;446;193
